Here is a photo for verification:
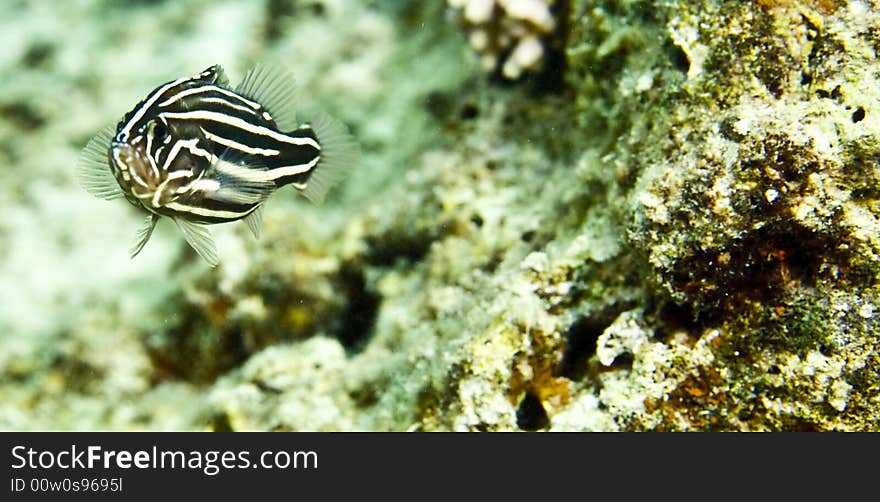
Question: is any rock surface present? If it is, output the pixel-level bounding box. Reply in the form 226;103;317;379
0;0;877;431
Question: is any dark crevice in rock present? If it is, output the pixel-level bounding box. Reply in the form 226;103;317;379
209;412;235;432
516;392;550;431
335;265;381;353
524;0;571;96
21;40;55;68
144;308;251;386
364;232;437;266
423;90;456;121
852;107;865;123
0;102;45;131
558;310;621;380
606;352;634;371
652;300;703;343
668;222;851;318
666;39;691;75
262;0;324;43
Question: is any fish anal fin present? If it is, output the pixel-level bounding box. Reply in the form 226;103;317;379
244;203;265;239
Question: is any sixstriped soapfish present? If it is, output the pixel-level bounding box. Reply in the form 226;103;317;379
77;64;356;266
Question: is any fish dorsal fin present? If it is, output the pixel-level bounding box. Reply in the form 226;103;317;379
203;151;276;205
174;217;219;266
130;213;159;258
201;64;230;87
299;112;358;204
77;124;124;200
244;203;265;239
236;64;298;131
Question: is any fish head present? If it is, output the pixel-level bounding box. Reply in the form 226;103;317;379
109;114;210;210
108;132;157;207
105;64;235;211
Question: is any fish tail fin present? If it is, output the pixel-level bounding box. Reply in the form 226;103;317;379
298;112;358;204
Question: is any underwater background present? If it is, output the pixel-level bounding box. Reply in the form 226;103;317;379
1;0;878;431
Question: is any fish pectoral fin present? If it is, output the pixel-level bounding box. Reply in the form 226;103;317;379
236;64;298;131
244;203;265;240
77;124;124;200
130;213;159;259
173;217;219;267
203;156;276;205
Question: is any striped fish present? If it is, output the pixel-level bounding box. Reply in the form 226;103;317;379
77;64;356;266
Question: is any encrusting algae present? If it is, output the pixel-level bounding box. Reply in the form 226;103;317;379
0;0;878;431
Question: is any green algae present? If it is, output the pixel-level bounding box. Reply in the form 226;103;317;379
1;0;879;431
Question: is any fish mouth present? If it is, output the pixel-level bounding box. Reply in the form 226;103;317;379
110;140;134;158
109;141;144;175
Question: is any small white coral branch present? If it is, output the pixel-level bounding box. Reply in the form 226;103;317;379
500;0;555;32
448;0;558;79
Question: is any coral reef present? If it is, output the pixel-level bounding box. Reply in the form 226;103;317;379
566;0;880;430
1;0;879;431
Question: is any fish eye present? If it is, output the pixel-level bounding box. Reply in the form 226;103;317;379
151;120;167;140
